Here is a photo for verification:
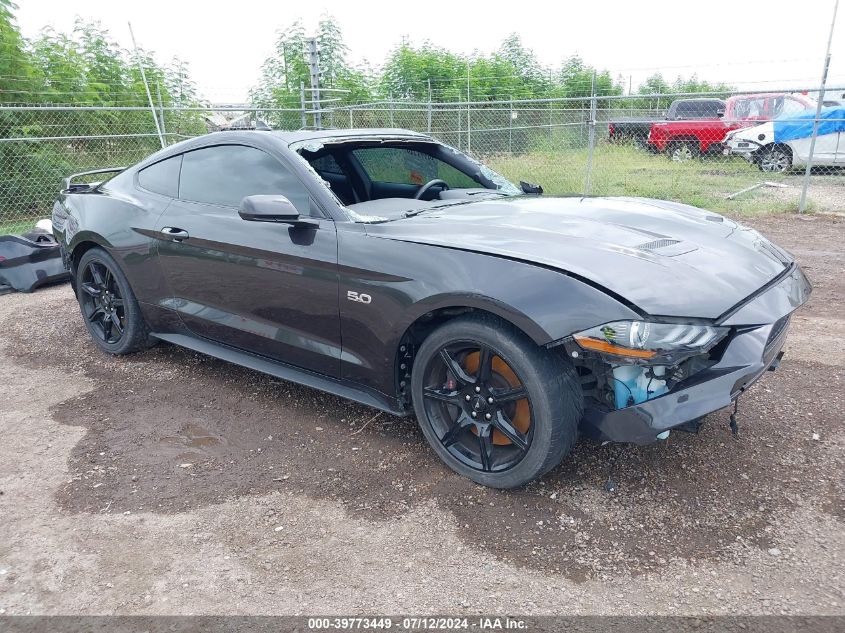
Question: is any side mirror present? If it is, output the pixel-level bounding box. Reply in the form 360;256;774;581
716;108;726;118
238;195;316;227
520;181;543;195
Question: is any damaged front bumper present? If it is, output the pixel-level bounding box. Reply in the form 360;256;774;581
0;231;70;293
579;264;811;444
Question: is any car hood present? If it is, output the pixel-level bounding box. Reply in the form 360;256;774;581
732;121;774;141
366;196;793;320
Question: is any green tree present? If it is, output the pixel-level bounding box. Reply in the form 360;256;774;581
496;33;549;97
638;72;672;95
0;0;36;104
380;42;466;101
0;4;205;225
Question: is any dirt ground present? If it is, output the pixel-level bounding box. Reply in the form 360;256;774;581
0;212;842;616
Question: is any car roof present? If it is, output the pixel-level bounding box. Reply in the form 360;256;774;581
135;128;436;170
269;127;433;144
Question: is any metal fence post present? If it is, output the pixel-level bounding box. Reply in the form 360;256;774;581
349;106;353;129
427;79;433;134
300;81;306;128
466;62;472;153
457;98;462;151
156;82;166;143
584;71;597;196
799;0;839;213
127;22;165;149
509;98;513;153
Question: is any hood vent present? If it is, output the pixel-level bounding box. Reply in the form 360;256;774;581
637;238;681;250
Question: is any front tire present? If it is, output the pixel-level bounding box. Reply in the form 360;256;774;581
75;247;155;355
411;314;582;488
759;145;792;172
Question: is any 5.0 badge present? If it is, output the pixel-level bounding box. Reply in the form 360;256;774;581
346;291;372;304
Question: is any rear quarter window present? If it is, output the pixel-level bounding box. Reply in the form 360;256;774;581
137;155;182;197
672;100;723;119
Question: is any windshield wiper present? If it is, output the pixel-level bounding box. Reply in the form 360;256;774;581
404;200;477;218
403;192;509;218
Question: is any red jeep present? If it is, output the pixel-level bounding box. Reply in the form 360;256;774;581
648;93;816;160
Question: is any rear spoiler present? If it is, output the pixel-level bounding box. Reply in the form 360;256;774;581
63;167;127;193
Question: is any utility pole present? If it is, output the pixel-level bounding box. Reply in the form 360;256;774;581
282;42;289;91
799;0;839;213
306;37;321;130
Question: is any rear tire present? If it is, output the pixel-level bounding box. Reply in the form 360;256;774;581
75;247;155;355
411;314;582;488
667;140;699;162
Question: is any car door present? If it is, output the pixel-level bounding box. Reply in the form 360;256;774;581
790;130;840;164
155;143;342;377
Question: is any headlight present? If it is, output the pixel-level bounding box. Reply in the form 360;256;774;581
573;321;728;361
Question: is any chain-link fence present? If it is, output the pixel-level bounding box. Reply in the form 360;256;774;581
2;88;844;232
325;89;845;216
0;105;302;232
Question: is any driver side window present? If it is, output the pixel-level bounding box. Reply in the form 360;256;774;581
178;145;313;215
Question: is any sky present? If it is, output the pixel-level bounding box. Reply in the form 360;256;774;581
14;0;845;103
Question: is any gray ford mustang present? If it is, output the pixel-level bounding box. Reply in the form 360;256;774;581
52;128;811;488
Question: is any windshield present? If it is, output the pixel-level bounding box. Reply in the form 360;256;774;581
290;137;520;222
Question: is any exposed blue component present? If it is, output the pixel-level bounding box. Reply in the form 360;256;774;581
612;365;668;409
773;106;845;143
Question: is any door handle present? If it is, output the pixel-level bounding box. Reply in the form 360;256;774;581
160;227;189;242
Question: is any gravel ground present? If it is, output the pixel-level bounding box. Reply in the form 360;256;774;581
0;212;842;616
774;173;845;212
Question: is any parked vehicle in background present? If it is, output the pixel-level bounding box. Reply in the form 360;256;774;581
648;93;816;161
607;116;661;147
607;98;722;148
725;106;845;172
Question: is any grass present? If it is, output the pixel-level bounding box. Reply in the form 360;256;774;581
487;143;807;215
0;218;41;236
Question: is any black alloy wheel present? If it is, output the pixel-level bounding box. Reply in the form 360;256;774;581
421;341;534;474
79;259;126;344
75;247;155;355
412;314;582;488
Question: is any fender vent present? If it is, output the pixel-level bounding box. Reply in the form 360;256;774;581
638;238;681;250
